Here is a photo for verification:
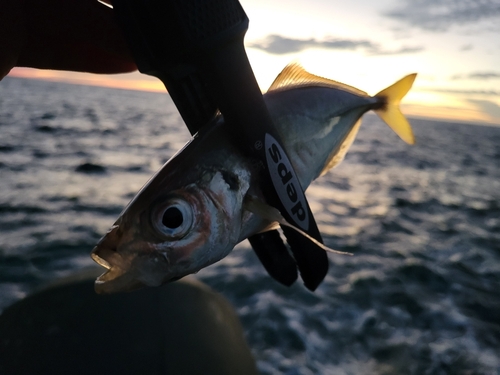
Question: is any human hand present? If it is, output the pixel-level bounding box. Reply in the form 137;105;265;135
0;0;136;80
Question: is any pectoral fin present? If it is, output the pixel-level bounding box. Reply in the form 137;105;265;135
248;231;298;287
244;195;352;291
245;196;351;256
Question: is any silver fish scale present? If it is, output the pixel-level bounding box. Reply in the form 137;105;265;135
264;87;380;186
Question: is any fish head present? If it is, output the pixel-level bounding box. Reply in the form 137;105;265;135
91;137;250;294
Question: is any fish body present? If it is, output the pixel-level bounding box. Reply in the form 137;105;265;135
91;64;416;294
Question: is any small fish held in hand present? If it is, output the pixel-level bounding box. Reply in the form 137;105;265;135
91;64;416;294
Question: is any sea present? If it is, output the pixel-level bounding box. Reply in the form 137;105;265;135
1;76;499;375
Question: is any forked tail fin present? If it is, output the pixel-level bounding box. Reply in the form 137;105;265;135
374;74;417;145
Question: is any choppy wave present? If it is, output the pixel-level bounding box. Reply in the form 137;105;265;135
1;77;499;374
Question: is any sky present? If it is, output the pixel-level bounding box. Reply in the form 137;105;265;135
8;0;500;125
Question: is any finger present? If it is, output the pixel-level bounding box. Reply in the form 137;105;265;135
0;0;24;79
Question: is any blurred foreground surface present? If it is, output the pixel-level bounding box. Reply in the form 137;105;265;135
1;77;499;374
0;270;257;375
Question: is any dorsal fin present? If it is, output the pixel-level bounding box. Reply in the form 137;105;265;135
268;63;368;97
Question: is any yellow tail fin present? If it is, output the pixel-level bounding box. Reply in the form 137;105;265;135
374;74;417;145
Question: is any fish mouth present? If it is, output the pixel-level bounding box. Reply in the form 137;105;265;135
91;225;174;293
91;226;144;294
91;247;143;294
91;248;126;282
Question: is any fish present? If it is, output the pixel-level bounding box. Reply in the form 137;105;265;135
91;63;416;294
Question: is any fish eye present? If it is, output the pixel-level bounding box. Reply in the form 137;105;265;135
162;206;183;229
153;199;193;239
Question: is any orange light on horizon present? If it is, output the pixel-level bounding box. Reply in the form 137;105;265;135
402;103;500;127
7;68;166;93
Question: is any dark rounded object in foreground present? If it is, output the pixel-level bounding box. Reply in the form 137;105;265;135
0;269;257;375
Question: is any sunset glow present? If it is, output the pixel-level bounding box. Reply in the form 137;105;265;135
9;68;166;93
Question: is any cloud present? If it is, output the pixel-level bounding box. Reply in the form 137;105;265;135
460;44;474;51
248;34;423;56
369;45;425;56
451;72;500;80
468;99;500;119
421;87;500;96
384;0;500;31
248;35;375;54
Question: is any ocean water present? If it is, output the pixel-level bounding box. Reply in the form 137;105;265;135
1;76;499;374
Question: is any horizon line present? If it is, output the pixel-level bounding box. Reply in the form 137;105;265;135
5;68;500;128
